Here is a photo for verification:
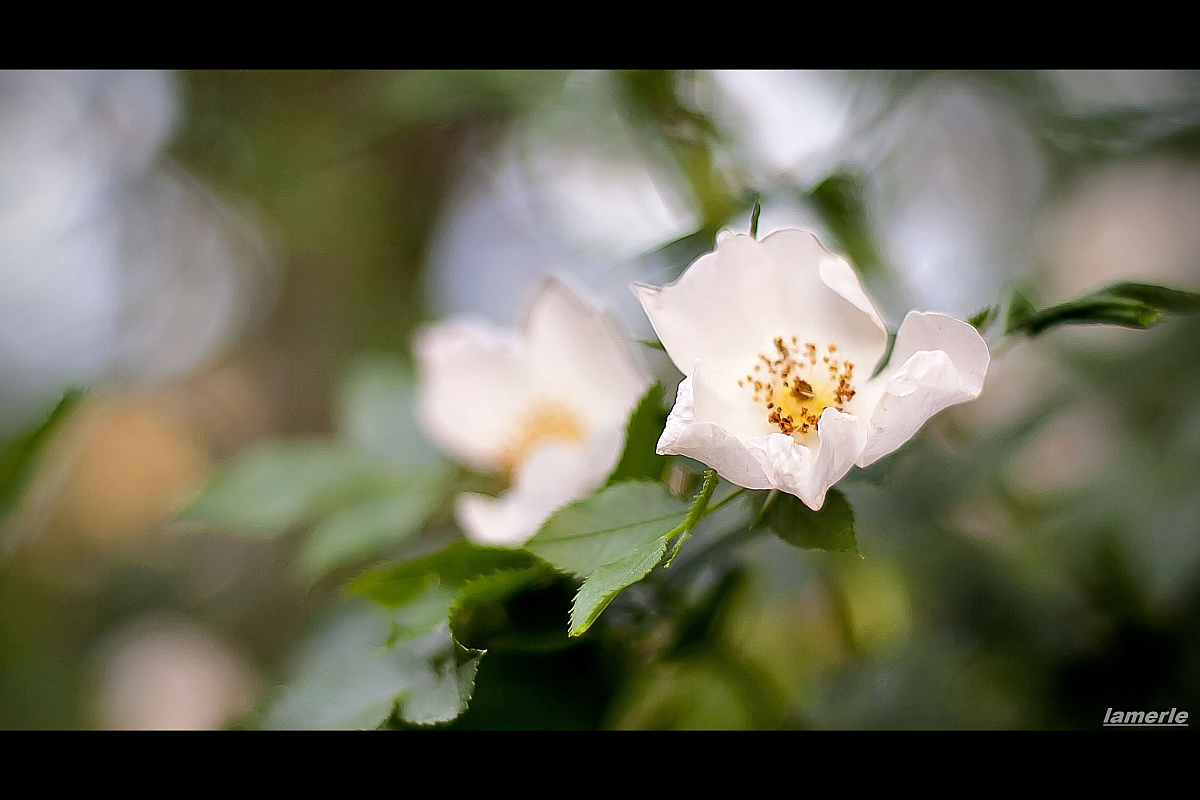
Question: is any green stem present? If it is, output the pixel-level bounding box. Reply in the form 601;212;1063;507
664;470;719;567
703;486;746;519
684;469;720;531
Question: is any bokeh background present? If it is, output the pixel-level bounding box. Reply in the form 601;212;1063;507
3;69;1200;729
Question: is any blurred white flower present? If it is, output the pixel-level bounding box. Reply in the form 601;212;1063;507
635;230;989;510
416;278;651;546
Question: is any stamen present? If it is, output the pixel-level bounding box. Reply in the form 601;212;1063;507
740;338;858;439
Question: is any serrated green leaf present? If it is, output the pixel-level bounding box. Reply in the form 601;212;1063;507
296;466;450;581
385;585;461;648
606;383;669;485
753;487;858;555
525;480;691;576
398;641;484;726
183;441;392;537
570;537;668;637
351;541;539;609
260;601;435;730
1;389;83;523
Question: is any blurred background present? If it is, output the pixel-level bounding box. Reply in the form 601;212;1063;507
3;69;1200;729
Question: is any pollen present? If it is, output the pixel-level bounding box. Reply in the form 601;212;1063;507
740;338;857;439
499;401;586;477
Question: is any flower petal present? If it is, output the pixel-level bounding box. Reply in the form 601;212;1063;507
691;359;778;442
455;431;625;547
857;311;990;466
658;369;867;509
416;278;649;475
633;229;888;378
524;275;651;431
414;318;534;473
765;406;866;509
657;374;774;489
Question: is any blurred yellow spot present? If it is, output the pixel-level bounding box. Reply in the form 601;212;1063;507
839;559;913;655
54;396;211;547
499;401;585;477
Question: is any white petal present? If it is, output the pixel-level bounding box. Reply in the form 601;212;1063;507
414;318;534;473
524;275;651;431
691;359;777;442
633;229;888;378
416;278;649;475
658;370;867;509
656;374;774;489
857;311;990;466
765;406;866;509
456;430;625;548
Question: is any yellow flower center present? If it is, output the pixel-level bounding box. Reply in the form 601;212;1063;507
739;336;857;438
499;400;586;477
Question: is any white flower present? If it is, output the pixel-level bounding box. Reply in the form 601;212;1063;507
416;277;652;547
634;229;990;510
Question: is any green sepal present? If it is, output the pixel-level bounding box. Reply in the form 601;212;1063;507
752;487;859;555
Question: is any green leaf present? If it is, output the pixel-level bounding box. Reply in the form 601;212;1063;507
566;471;723;636
0;389;83;523
969;305;997;332
449;565;563;650
351;541;539;609
1003;282;1200;338
385;585;461;648
606;383;669;485
397;641;484;726
570;537;669;637
337;355;442;467
753;487;859;555
183;441;392;537
296;466;451;580
260;601;438;730
525;480;691;576
1104;282;1200;311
